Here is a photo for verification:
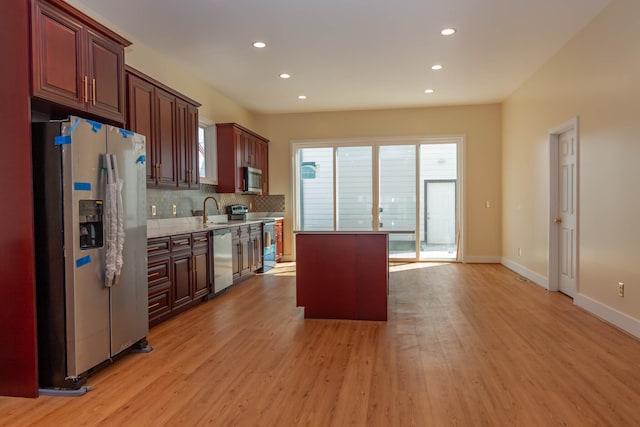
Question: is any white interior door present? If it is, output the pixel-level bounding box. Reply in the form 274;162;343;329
557;129;577;297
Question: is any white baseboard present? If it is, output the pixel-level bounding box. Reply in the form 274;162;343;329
501;258;640;340
574;294;640;340
463;256;501;263
500;257;549;289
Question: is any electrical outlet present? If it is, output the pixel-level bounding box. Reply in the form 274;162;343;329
172;204;177;216
618;282;624;297
151;205;157;216
485;200;491;208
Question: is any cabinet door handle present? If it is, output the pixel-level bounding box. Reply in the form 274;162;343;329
149;302;161;309
147;246;160;251
148;271;160;278
177;241;190;246
92;78;96;105
83;76;88;103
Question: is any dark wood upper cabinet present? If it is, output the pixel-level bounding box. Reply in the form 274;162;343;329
187;104;199;187
155;88;177;186
85;29;125;121
31;0;128;124
176;99;199;188
127;73;155;182
126;67;200;188
216;123;269;194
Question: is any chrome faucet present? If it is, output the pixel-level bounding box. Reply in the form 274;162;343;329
203;196;221;224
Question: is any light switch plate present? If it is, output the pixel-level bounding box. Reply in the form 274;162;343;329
172;204;177;215
151;205;157;216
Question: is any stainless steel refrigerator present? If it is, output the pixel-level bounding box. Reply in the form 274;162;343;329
32;116;149;394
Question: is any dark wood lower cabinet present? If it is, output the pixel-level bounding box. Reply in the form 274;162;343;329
249;224;262;272
147;237;172;327
192;232;210;299
171;252;192;310
231;224;263;284
147;231;211;327
147;282;171;325
240;226;251;277
232;229;241;281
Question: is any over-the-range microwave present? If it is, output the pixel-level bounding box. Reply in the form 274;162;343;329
243;166;263;194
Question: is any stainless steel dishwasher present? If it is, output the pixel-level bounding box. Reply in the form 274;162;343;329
213;228;233;293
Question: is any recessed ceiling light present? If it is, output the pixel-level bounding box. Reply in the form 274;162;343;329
441;28;456;36
431;64;443;71
252;41;266;48
279;73;291;79
424;89;434;94
298;95;307;100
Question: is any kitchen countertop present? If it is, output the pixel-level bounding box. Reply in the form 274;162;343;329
147;213;283;239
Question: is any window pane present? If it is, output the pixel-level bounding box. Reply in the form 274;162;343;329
337;146;372;230
198;126;206;178
379;145;416;258
299;147;334;230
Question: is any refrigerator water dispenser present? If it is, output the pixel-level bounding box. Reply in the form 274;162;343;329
79;200;103;249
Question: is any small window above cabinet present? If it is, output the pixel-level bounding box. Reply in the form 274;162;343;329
198;123;218;185
30;0;129;124
216;123;269;195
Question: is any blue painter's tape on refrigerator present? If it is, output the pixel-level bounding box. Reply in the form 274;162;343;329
75;255;91;268
54;135;71;145
119;129;134;138
136;155;146;165
85;119;103;132
67;117;82;135
73;182;92;191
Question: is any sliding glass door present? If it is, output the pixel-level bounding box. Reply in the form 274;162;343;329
379;145;417;258
294;138;462;261
337;146;373;230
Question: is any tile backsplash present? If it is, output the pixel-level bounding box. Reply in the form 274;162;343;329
146;185;285;219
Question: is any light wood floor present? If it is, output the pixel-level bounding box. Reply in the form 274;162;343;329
2;262;640;426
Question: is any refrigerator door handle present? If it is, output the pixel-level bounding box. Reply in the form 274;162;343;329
104;153;126;288
104;153;116;287
111;154;125;283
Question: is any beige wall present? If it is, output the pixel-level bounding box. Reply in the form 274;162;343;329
502;0;640;324
255;104;502;261
65;0;254;127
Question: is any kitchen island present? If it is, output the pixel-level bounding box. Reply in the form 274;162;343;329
295;231;388;321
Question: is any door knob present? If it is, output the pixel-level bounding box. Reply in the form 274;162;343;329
554;218;562;224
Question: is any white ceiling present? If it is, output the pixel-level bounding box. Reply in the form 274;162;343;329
77;0;610;114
